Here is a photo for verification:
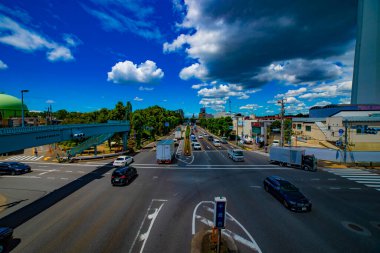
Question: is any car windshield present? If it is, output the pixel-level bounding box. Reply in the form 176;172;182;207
116;158;125;161
234;151;243;156
279;181;298;192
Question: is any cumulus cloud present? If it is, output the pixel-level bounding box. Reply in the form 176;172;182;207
0;60;8;69
0;15;75;62
255;59;343;84
312;101;332;107
134;96;143;101
179;63;208;80
46;99;55;104
199;97;227;111
299;81;351;100
197;84;257;100
240;104;263;110
191;83;210;89
107;60;164;84
164;0;356;87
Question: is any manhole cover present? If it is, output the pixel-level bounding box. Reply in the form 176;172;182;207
342;221;371;236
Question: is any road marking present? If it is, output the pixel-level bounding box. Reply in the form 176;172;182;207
38;171;51;175
47;177;55;180
38;165;49;168
0;175;41;179
249;185;262;188
328;178;337;181
66;171;73;173
325;169;380;191
349;188;361;190
311;178;320;181
134;166;286;170
129;199;167;253
330;187;341;190
193;201;262;253
61;178;69;180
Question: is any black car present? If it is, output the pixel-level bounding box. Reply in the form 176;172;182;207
111;166;137;186
0;162;31;175
263;176;312;212
0;227;13;253
207;135;214;141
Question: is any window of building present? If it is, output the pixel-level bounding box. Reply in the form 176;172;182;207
332;132;334;136
356;128;362;134
292;124;296;129
305;126;311;132
297;124;302;130
328;125;331;130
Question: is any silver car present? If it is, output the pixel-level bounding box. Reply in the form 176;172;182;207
113;156;134;167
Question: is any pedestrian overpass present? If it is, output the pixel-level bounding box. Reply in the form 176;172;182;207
0;121;130;155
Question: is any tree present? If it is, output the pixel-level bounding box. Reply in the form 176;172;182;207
125;101;132;121
110;101;126;120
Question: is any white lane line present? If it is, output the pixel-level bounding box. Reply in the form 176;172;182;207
47;177;55;180
139;203;165;253
38;166;49;168
330;187;341;190
249;186;262;188
38;171;51;176
351;178;380;181
1;175;41;179
66;171;73;173
129;199;167;253
349;188;361;190
340;176;380;179
311;178;320;181
363;184;380;188
134;166;287;170
61;178;69;180
192;201;214;235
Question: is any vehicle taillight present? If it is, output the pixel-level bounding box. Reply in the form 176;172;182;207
120;175;126;179
111;176;115;179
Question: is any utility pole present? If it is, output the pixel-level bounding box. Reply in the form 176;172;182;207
277;98;286;147
343;119;348;163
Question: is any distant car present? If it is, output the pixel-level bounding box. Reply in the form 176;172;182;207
193;143;202;150
263;176;312;212
0;227;13;253
198;134;203;139
220;137;228;144
213;139;221;147
272;140;280;146
111;166;137;186
113;156;134;167
227;149;244;161
207;135;214;141
0;162;31;175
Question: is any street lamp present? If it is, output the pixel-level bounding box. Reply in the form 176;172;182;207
21;89;29;127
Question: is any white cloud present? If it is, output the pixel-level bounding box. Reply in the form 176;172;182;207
299;81;351;100
179;63;208;80
275;87;307;99
266;110;274;113
0;15;75;62
139;86;154;91
134;97;143;101
163;34;188;53
63;34;82;47
46;100;55;104
191;83;209;89
199;97;227;111
312;101;332;107
339;97;351;104
240;104;263;110
255;58;343;84
0;60;8;69
107;60;164;84
198;84;254;100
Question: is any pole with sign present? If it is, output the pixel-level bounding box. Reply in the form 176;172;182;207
214;197;227;253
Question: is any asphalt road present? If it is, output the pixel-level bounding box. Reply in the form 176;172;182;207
1;145;380;253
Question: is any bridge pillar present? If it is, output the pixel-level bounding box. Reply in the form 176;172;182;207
122;132;128;151
94;145;97;156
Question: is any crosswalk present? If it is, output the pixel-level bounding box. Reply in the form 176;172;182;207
4;155;44;161
324;168;380;191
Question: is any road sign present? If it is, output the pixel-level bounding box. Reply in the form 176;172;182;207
214;197;227;229
229;126;233;130
164;122;169;127
338;129;344;136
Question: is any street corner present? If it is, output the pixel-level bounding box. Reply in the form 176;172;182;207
192;201;262;253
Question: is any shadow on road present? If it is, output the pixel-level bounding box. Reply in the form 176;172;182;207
0;163;114;229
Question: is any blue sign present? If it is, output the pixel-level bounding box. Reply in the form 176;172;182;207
338;129;344;136
164;122;169;127
214;197;227;229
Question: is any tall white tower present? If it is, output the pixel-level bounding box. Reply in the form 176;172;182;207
351;0;380;104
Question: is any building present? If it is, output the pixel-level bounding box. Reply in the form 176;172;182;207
292;109;380;151
309;104;380;118
351;0;380;104
174;109;184;119
0;93;28;127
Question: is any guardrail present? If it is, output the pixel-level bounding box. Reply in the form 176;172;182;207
0;122;130;135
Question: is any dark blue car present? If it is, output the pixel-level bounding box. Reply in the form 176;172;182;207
0;162;32;175
264;176;312;212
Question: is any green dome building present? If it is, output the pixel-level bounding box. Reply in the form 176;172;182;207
0;93;28;122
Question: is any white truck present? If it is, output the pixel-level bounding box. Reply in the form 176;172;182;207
156;139;175;164
269;147;317;171
174;127;182;140
227;149;245;162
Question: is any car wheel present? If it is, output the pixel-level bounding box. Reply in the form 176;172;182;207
303;165;309;171
264;184;269;192
283;200;289;209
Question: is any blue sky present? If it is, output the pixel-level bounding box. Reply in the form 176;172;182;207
0;0;357;117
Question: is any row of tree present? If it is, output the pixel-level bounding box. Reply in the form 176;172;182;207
26;102;184;150
198;117;233;137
